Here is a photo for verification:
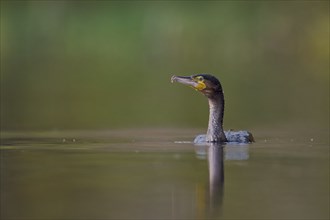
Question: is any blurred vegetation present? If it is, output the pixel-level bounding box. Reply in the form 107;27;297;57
1;1;329;130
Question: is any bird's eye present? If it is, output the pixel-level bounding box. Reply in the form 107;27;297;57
196;76;204;82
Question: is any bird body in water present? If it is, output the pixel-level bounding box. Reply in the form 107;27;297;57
171;74;254;144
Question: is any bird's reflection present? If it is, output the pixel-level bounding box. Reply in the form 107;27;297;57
195;143;249;218
207;143;224;217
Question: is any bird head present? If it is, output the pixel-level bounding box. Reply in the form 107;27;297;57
171;74;223;98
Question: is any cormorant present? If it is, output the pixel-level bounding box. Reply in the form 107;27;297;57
171;74;254;144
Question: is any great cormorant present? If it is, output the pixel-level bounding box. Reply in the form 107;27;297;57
171;74;254;144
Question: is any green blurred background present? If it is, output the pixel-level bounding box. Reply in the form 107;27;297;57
1;1;329;131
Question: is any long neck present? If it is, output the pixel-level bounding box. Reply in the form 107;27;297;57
206;92;227;142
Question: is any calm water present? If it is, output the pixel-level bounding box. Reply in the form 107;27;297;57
1;128;329;220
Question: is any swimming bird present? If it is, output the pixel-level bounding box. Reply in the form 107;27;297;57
171;74;254;144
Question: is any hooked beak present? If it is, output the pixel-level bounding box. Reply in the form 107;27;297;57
171;75;199;88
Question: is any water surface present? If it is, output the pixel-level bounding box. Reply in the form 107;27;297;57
1;128;329;219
